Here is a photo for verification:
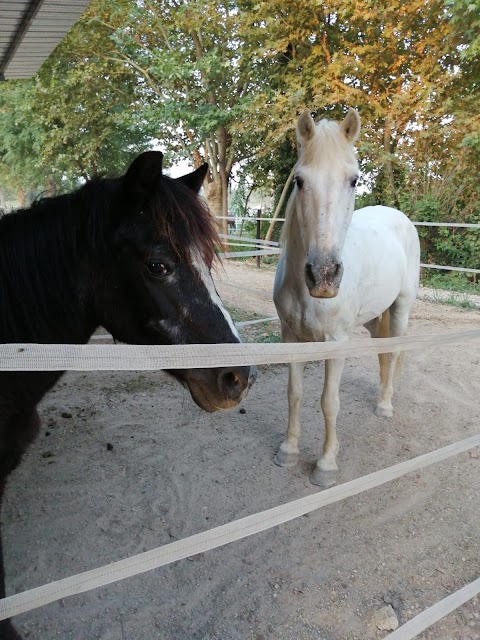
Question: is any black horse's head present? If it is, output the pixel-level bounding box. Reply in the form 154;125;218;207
92;151;255;411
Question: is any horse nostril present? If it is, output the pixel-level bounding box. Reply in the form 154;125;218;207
333;262;342;277
218;367;249;398
305;262;315;286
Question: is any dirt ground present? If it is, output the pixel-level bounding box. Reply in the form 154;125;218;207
3;260;480;640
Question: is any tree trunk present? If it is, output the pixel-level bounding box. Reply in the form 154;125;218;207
220;167;229;237
265;169;294;242
383;120;398;208
17;187;26;208
0;187;5;217
204;177;222;217
45;177;57;198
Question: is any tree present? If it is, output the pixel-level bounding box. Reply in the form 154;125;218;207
0;81;47;205
242;0;474;207
106;0;264;234
0;0;152;205
34;0;151;184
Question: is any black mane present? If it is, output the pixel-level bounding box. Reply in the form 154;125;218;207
0;179;119;343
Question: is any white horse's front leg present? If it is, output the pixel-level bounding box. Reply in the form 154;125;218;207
310;357;345;487
375;303;410;418
274;360;306;468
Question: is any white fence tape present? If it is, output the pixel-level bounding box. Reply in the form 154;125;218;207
1;329;480;371
221;242;274;250
413;221;480;228
219;248;281;258
385;576;480;640
216;216;286;223
420;262;480;275
218;234;280;247
216;216;480;230
1;433;478;622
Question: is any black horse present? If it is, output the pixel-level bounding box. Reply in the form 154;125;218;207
0;151;255;639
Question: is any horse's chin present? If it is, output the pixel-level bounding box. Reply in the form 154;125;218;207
308;285;340;299
186;379;241;412
169;367;253;413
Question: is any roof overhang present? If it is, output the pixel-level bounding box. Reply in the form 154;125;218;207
0;0;93;80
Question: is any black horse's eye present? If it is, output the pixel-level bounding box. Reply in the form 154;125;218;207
147;262;169;276
350;176;359;188
295;176;304;189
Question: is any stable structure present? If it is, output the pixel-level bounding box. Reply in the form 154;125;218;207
0;0;92;80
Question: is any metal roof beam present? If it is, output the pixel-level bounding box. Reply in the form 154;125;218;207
0;0;44;80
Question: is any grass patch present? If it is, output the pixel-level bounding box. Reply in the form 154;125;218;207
421;271;480;294
226;305;282;343
226;305;263;323
239;322;282;344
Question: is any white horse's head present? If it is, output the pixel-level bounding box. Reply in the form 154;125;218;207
292;108;361;298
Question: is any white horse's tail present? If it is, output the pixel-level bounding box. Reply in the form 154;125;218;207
378;310;402;384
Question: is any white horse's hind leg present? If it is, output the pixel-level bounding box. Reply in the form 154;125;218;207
274;360;306;467
310;357;345;487
373;302;411;418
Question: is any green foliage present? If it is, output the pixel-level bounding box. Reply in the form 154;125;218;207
0;0;152;200
106;0;267;223
34;0;151;183
447;0;480;57
422;271;480;293
0;81;47;197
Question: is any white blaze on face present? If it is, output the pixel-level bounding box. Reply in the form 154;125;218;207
191;250;241;341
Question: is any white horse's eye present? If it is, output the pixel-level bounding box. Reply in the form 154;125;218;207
295;176;304;189
350;176;359;188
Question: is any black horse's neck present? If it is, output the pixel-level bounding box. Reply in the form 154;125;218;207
0;180;118;345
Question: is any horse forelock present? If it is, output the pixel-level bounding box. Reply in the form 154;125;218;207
299;119;357;170
145;177;219;269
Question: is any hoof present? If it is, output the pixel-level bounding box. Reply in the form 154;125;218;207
374;404;393;418
274;447;299;468
310;466;337;488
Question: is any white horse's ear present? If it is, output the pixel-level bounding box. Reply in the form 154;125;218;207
297;110;316;145
340;108;361;143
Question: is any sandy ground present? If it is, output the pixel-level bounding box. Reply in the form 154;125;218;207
3;260;480;640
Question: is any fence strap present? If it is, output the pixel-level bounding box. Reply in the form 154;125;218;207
215;217;480;229
385;577;480;640
1;329;480;371
218;234;280;247
420;263;480;275
413;221;480;228
219;248;281;258
0;433;478;621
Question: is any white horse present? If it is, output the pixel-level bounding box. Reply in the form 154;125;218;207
273;108;420;487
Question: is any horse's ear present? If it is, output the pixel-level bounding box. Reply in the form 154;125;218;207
124;151;164;194
340;108;361;143
176;163;208;193
297;109;316;145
